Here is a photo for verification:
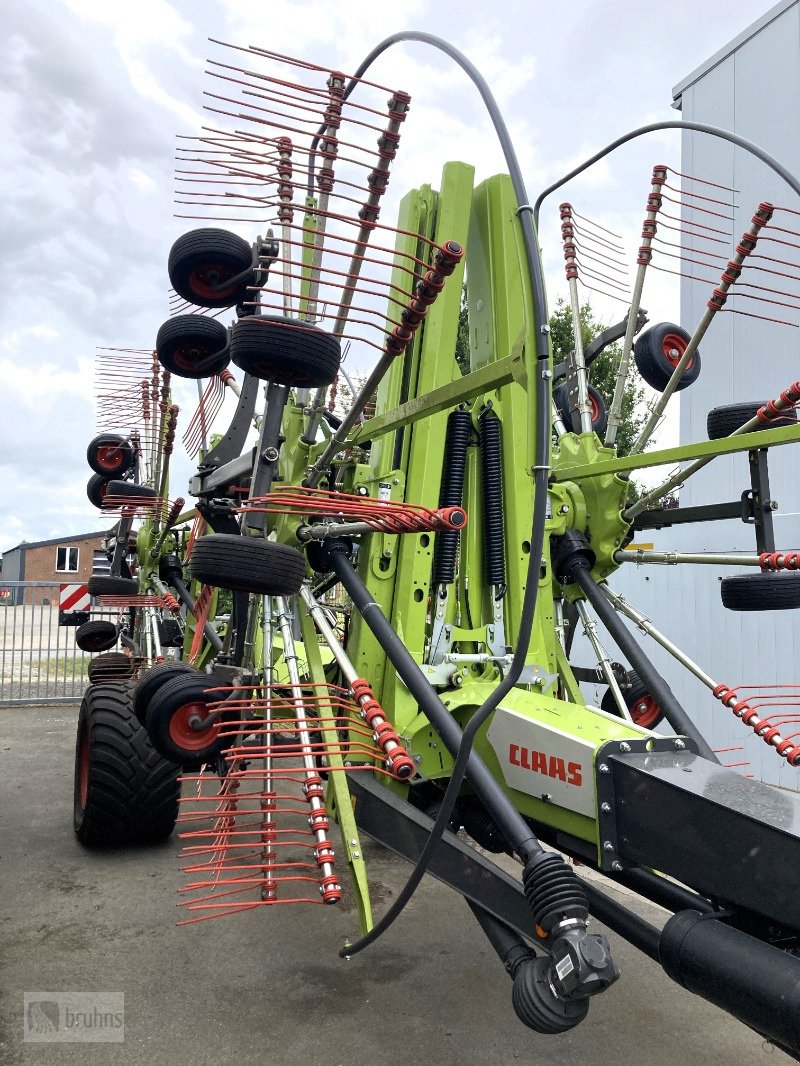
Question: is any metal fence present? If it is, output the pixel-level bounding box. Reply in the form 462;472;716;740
0;582;115;705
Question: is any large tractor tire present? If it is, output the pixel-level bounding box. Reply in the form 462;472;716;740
73;682;180;847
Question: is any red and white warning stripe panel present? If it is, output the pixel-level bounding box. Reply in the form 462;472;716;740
59;583;91;613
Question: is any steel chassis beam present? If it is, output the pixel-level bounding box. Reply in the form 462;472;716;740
552;420;800;481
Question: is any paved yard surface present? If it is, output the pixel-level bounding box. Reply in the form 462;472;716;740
0;704;787;1065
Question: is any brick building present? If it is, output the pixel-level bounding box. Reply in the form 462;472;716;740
1;531;109;605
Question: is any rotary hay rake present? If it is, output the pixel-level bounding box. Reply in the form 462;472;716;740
69;31;800;1055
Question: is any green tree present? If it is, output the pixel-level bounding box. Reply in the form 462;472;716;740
549;299;647;457
454;287;470;375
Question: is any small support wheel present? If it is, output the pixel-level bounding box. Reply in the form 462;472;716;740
168;228;254;308
104;480;160;501
144;674;234;766
553;383;608;436
229;315;341;387
74;681;180;847
721;571;800;612
88;575;139;597
633;323;700;393
707;401;797;440
88;652;134;683
87;473;111;509
601;670;665;729
87;433;135;477
156;314;230;379
133;661;201;725
189;534;306;595
76;619;119;653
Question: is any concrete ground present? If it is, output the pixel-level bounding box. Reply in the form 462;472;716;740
0;704;788;1065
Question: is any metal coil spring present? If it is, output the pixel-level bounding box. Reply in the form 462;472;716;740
479;409;506;588
430;409;472;585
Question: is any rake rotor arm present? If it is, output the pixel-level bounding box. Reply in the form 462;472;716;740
553;535;717;761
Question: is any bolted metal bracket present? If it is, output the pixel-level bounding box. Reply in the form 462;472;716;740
594;733;699;871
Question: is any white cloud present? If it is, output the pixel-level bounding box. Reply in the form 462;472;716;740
0;0;782;546
129;167;159;194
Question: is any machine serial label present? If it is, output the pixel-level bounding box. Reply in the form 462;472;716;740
487;705;598;818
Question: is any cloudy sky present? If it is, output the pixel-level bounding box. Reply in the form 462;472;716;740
0;0;780;551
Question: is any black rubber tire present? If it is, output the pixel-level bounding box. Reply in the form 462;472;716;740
601;670;665;729
633;323;701;393
133;661;200;726
156;314;230;379
88;575;139;597
168;228;253;309
73;681;180;847
707;401;797;440
552;383;608;436
88;652;135;684
87;473;111;509
189;534;306;595
105;479;159;500
87;433;135;477
229;315;341;388
721;571;800;611
145;674;234;766
76;619;119;653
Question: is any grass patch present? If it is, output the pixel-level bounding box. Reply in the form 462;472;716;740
28;656;88;677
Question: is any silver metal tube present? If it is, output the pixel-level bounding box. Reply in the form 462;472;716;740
300;586;356;683
304;102;407;446
143;605;154;664
241;593;260;671
149;606;163;662
603;587;717;691
631;209;770;456
616;549;766;567
297;519;378;541
605;168;664;447
567;274;593;434
552;401;568;438
261;597;276;901
574;599;631;721
300;585;402;763
223;373;241;399
444;652;512;664
274;596;337;889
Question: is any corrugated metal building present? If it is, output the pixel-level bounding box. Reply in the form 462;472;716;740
579;1;800;788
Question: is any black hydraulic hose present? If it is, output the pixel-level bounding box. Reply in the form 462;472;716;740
309;32;554;959
329;549;541;859
570;566;718;762
533;120;800;229
431;409;471;586
169;573;224;654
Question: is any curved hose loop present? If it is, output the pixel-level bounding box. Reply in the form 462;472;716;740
533;119;800;229
332;32;554;958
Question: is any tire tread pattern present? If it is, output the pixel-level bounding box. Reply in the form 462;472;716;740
74;682;180;847
189;534;306;595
